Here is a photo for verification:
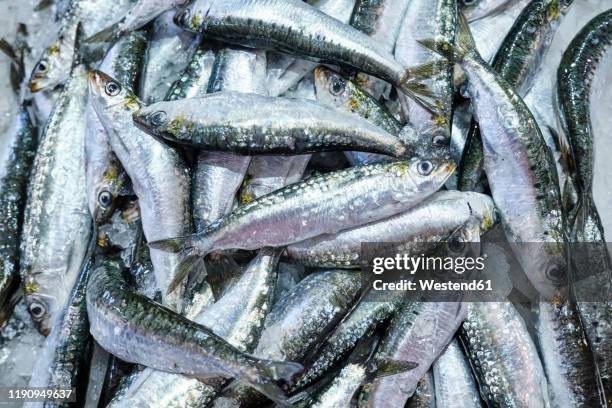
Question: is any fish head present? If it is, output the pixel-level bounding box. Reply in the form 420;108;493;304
88;154;132;226
88;70;142;118
132;103;178;141
314;66;353;109
462;192;499;233
29;35;72;92
389;158;456;198
23;272;58;336
514;241;569;301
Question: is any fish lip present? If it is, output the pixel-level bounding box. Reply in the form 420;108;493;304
132;112;164;140
28;80;42;93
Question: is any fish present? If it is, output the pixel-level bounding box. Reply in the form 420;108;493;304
285;190;496;268
555;11;612;401
0;104;37;324
458;0;574;192
213;270;362;407
266;0;356;97
28;0;136;93
107;248;281;407
422;14;568;300
312;66;403;166
432;339;482;408
174;0;435;107
85;30;147;224
394;0;457;155
24;239;95;408
133;92;409;157
20;45;91;335
535;301;604;407
151;158;454;292
359;302;467;407
86;0;189;43
460;0;519;22
460;302;550;407
140;9;201;104
85;257;303;405
191;47;266;233
88;70;192;312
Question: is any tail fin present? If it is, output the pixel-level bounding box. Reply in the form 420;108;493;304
418;13;478;63
148;234;198;252
250;360;304;406
0;24;29;93
166;248;206;295
34;0;54;11
85;22;122;44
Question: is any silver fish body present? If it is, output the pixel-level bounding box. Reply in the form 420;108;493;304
20;63;91;335
461;0;518;22
174;0;422;97
150;159;454;269
89;70;192;311
134;92;408;156
107;249;281;408
285;190;496;268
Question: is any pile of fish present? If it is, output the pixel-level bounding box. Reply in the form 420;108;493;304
0;0;611;406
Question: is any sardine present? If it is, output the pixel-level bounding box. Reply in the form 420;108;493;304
85;30;147;224
85;257;303;405
21;57;91;335
174;0;434;106
285;190;496;268
133;92;409;156
459;0;574;192
422;15;568;300
151;158;454;292
88;70;192;311
405;371;436;408
461;0;518;22
107;248;281;408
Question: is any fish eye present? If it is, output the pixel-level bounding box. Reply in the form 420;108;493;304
545;264;565;283
98;190;113;208
329;77;346;96
36;60;49;73
105;81;121;97
461;0;476;5
28;301;46;320
417;160;435;176
447;236;466;253
432;134;448;146
149;111;168;126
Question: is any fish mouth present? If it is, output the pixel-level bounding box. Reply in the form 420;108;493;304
29;80;42;93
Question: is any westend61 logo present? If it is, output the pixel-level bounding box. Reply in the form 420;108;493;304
372;253;486;275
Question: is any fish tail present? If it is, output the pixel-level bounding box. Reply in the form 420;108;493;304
148;234;199;253
34;0;54;11
249;359;304;405
418;13;478;63
85;22;122;44
165;248;206;295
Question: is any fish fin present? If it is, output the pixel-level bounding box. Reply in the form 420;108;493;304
85;22;121;44
547;125;575;174
399;83;444;116
369;357;418;378
0;38;18;62
148;234;197;252
166;250;205;295
249;360;304;405
34;0;54;11
408;60;445;81
418;13;478;63
71;22;87;69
